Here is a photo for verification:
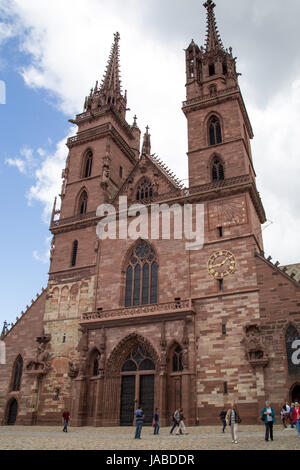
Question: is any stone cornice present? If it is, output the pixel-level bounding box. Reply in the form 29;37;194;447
67;122;136;165
70;105;134;140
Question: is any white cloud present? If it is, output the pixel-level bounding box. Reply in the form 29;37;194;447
33;236;52;264
27;128;74;222
249;79;300;264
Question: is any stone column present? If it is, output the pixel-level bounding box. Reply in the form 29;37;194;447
93;372;105;426
159;371;168;426
71;377;87;427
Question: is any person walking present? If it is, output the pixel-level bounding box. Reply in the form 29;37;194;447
134;406;144;439
290;403;295;428
261;401;276;441
226;403;241;444
153;408;159;435
62;409;70;433
292;402;300;437
176;409;188;435
219;407;227;433
281;404;287;428
285;402;291;427
170;409;181;435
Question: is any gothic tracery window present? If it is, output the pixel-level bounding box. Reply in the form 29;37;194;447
286;325;300;376
136;179;153;202
208;115;222;146
172;346;183;372
122;346;155;372
82;150;93;179
78;191;88;215
125;240;158;307
12;355;23;391
212;158;225;182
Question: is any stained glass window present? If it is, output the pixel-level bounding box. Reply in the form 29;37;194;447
125;241;158;307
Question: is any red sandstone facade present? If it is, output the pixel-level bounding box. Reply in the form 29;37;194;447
1;1;300;427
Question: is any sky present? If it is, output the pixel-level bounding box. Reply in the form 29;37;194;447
0;0;300;328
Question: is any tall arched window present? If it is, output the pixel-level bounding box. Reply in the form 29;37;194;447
71;240;78;267
125;240;158;307
208;115;222;146
136;179;153;202
82;150;93;179
212;158;225;181
172;346;183;372
12;355;23;391
78;191;88;215
286;325;300;376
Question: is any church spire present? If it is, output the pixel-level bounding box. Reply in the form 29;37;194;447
203;0;224;52
100;32;122;96
83;32;127;117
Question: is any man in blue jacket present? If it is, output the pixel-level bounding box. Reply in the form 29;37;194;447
134;406;144;439
261;401;276;441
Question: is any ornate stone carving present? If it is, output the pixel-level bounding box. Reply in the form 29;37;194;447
241;324;268;367
26;333;52;375
68;362;79;379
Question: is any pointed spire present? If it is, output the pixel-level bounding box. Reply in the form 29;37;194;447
203;0;224;52
142;126;151;156
100;32;122;96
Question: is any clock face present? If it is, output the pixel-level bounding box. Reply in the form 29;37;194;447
208;250;236;279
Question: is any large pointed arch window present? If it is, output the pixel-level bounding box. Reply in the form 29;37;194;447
12;355;23;391
208;115;222;146
82;150;93;179
212;158;225;182
125;240;158;307
78;191;88;215
286;325;300;376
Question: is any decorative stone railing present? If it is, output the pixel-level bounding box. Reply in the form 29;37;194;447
182;85;239;109
51;211;97;229
81;299;194;323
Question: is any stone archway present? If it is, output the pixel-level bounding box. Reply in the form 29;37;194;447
290;383;300;403
104;334;159;426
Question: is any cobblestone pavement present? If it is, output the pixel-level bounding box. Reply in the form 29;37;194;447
0;425;299;450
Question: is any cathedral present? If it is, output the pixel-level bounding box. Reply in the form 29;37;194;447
1;1;300;427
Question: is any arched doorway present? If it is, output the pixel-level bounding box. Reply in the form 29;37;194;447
120;345;155;426
7;399;18;425
291;384;300;403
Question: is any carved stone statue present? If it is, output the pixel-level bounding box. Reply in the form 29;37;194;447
241;325;266;362
68;362;79;379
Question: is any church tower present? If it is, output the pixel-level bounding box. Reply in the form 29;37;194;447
182;0;266;251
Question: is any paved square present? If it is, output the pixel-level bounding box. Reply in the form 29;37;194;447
0;425;299;450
